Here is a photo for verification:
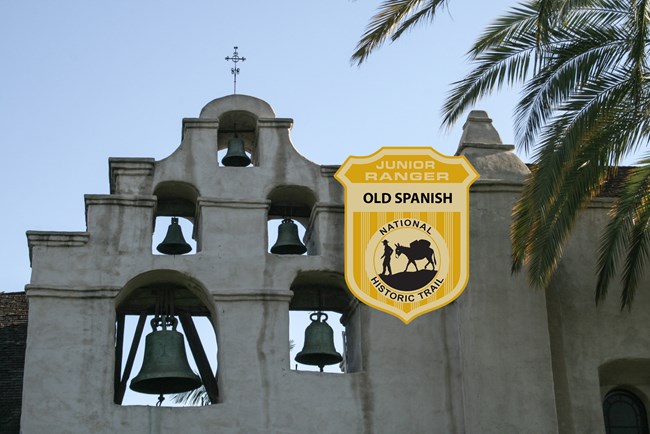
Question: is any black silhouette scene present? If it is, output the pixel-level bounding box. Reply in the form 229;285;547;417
379;239;438;291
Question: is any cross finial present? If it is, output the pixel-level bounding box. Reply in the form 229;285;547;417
225;46;246;94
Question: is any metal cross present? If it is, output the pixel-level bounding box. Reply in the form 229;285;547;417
225;46;246;94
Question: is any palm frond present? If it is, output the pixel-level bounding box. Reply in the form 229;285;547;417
442;42;539;129
392;0;443;40
351;0;448;65
523;141;612;288
514;25;628;152
597;163;650;306
620;190;650;308
469;2;540;55
536;0;611;38
627;0;650;79
355;0;650;305
172;385;210;406
512;72;644;287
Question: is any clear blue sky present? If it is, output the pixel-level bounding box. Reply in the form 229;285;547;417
1;0;520;292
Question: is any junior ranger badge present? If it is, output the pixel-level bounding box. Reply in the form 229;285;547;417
334;147;479;323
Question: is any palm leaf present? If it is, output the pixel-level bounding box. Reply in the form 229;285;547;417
620;190;650;308
514;25;628;152
351;0;448;65
512;72;644;285
172;385;210;406
598;157;650;308
354;0;650;305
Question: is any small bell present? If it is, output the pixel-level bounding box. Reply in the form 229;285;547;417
130;318;202;395
157;217;192;255
271;218;307;255
295;312;342;371
221;135;251;167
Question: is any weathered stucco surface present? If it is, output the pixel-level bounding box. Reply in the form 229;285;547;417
21;96;650;433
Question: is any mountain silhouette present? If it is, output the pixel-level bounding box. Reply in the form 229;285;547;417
379;269;437;292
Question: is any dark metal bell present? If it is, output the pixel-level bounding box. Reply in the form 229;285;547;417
156;217;192;255
221;136;251;167
271;218;307;255
295;312;343;371
130;324;202;395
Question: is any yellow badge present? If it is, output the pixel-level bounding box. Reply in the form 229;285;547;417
334;147;479;323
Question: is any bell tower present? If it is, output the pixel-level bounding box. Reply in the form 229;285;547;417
22;94;369;432
21;95;563;433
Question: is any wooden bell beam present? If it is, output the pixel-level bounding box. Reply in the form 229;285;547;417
179;312;219;404
113;313;125;402
114;312;147;405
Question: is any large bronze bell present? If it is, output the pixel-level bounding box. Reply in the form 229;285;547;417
221;136;251;167
295;312;343;371
130;318;202;395
156;217;192;255
271;218;307;255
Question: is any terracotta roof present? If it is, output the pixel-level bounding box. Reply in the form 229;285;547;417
600;166;635;198
0;292;28;434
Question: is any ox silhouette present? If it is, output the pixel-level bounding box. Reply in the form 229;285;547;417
395;239;436;272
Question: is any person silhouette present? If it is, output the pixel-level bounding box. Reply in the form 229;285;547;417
381;240;393;276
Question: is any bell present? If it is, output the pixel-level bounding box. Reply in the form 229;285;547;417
221;136;251;167
271;218;307;255
130;319;202;395
156;217;192;255
295;312;343;371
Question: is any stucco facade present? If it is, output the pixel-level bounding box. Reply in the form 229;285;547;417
20;95;650;433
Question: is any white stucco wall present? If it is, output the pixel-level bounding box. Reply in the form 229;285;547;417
21;96;650;433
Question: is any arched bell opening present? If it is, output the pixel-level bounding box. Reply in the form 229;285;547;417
114;270;219;407
216;110;257;167
153;182;199;255
267;186;316;255
289;271;359;374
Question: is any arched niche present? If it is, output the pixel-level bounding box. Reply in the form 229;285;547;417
267;185;317;255
289;270;361;373
153;182;199;254
217;110;258;167
114;270;218;406
154;181;199;219
289;270;352;313
115;270;213;314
